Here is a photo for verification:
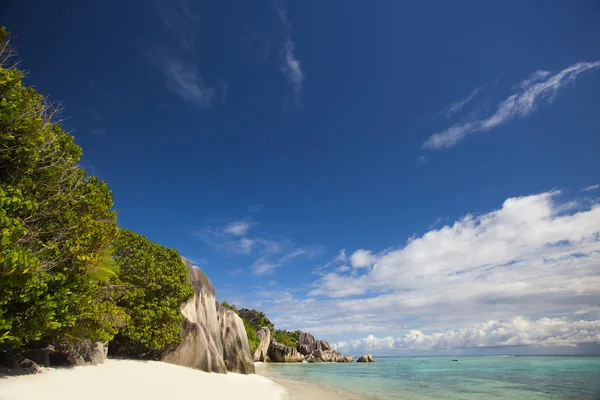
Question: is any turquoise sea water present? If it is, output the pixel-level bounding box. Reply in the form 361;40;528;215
266;356;600;399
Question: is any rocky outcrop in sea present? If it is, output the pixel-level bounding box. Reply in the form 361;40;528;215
357;354;374;362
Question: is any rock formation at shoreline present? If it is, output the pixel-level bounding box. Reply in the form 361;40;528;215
253;327;271;362
312;348;343;362
357;354;374;362
217;304;255;374
343;354;353;362
160;258;227;373
266;330;342;363
160;257;254;374
268;339;305;362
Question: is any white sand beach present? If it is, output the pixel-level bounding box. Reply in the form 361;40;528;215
0;360;285;400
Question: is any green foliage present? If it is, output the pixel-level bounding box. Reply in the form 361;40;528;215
110;230;193;354
243;318;259;355
238;308;274;332
220;302;302;351
0;27;120;346
273;329;301;347
221;302;237;312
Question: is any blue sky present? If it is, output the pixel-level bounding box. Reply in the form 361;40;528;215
3;0;600;355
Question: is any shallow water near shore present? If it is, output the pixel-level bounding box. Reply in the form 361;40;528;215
264;356;600;399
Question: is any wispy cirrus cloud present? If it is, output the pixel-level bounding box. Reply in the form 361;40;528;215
517;70;552;89
195;218;317;275
424;61;600;149
274;1;304;107
153;0;224;108
253;247;310;275
582;184;600;192
436;85;485;118
155;54;215;108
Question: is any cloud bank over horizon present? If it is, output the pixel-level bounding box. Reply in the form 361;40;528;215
332;317;600;355
233;190;600;354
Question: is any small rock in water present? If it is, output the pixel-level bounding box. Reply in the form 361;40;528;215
356;354;374;362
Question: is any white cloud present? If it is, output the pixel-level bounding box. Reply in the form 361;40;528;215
224;221;254;236
437;85;485;118
582;184;600;192
212;190;600;354
255;191;600;341
274;2;304;106
350;249;375;269
332;317;600;353
311;191;600;301
424;61;600;149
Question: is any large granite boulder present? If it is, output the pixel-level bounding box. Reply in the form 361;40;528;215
320;340;332;351
297;343;312;356
343;354;353;362
253;327;271;362
312;349;343;362
357;354;374;362
217;304;255;374
160;257;256;374
268;339;304;362
298;332;321;355
296;332;342;362
160;257;227;373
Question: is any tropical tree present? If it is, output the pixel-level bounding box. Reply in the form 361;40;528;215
110;229;193;354
0;26;122;346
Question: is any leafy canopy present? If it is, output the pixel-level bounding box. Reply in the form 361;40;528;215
273;329;301;348
111;229;193;354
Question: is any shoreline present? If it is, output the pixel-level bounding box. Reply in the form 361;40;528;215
0;358;368;400
255;362;365;400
